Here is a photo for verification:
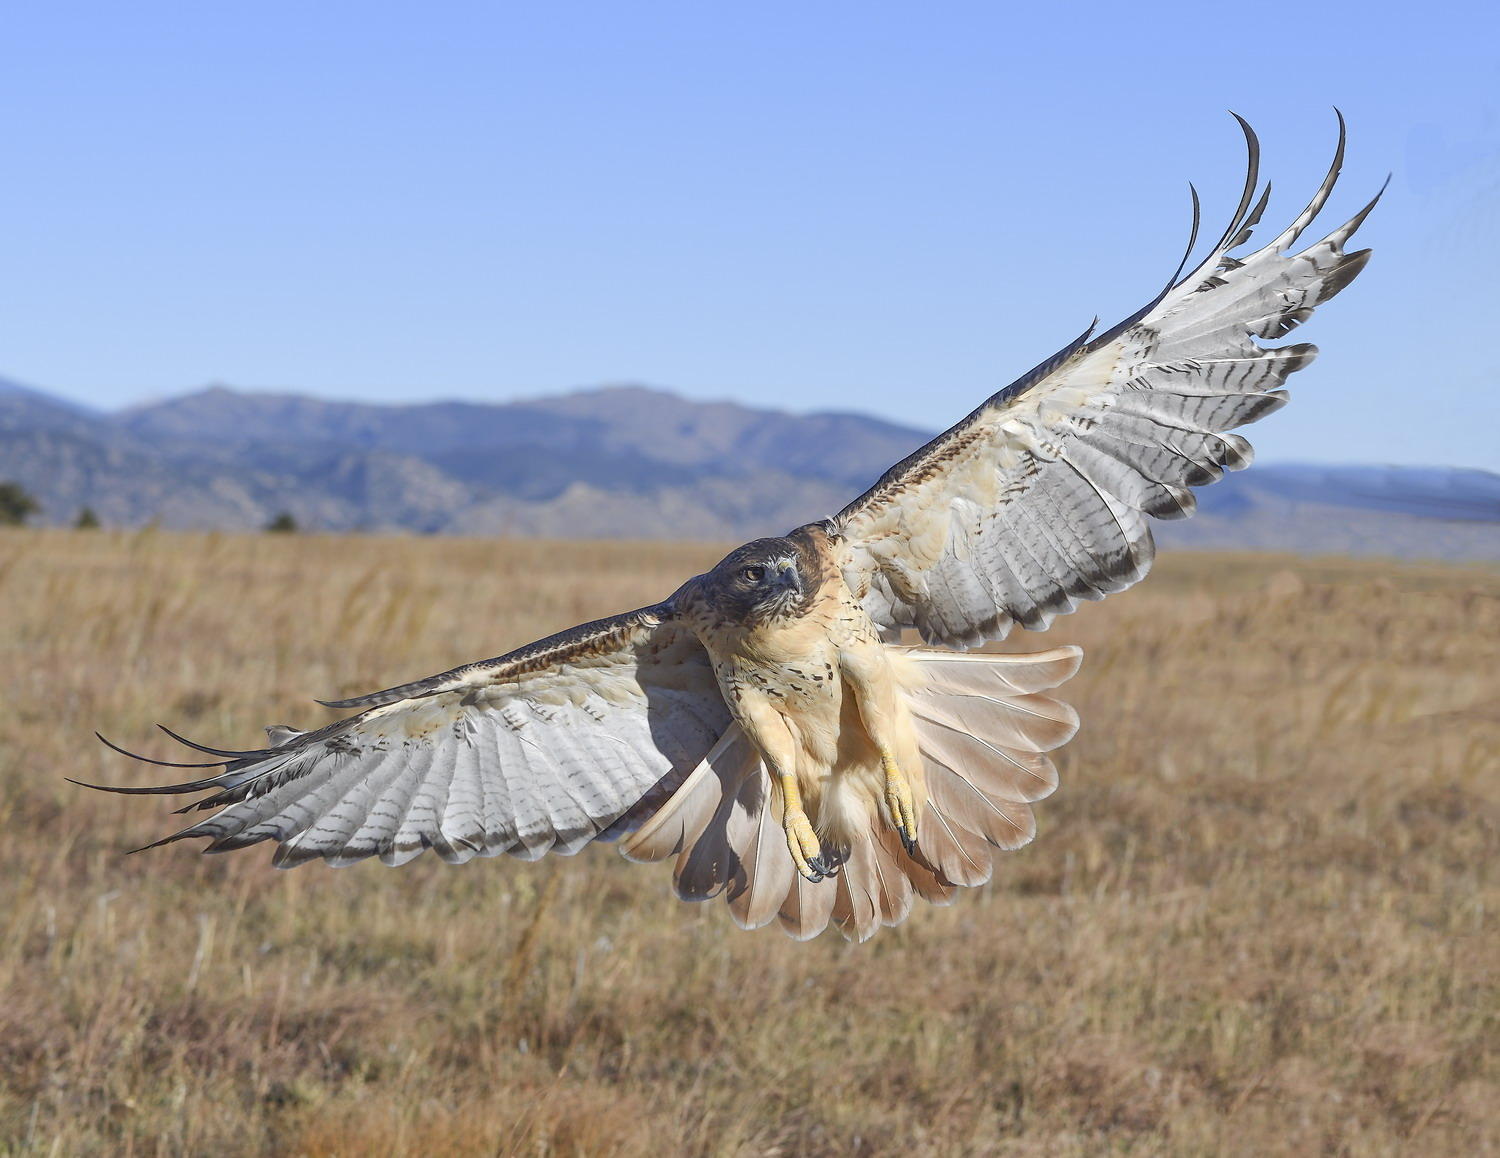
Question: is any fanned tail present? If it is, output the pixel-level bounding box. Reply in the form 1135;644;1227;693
621;646;1083;941
903;647;1081;893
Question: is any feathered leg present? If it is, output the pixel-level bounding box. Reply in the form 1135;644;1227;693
839;642;924;853
733;693;832;882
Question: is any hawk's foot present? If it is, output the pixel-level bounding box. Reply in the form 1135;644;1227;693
882;750;919;855
783;807;829;883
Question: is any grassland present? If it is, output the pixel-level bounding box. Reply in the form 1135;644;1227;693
0;527;1494;1156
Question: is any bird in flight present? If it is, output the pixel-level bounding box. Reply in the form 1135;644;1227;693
89;117;1377;941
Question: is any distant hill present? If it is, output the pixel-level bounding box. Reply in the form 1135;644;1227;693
1158;465;1500;559
1;377;1497;559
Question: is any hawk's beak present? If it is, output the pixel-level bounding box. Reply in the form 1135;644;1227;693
776;563;801;592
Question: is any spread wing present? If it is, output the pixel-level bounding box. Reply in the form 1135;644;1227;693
86;607;731;867
828;115;1380;647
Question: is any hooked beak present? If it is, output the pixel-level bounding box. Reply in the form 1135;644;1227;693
776;562;801;593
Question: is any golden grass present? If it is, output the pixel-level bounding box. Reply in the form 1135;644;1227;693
0;527;1495;1156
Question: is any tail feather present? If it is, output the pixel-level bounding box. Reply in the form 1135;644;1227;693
911;647;1083;695
831;817;954;941
911;647;1080;878
831;842;880;941
725;772;794;930
671;733;764;902
873;821;953;906
619;726;756;867
911;800;995;888
778;871;837;941
673;796;739;901
911;690;1078;757
924;752;1039;852
911;712;1062;802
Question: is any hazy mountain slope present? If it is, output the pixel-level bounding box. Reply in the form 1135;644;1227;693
1;378;1496;559
1204;464;1500;522
0;377;117;442
118;383;924;488
1155;464;1500;559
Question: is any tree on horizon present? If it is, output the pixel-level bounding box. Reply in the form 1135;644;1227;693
0;481;40;526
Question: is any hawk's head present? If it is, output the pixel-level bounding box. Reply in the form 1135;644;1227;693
695;537;813;626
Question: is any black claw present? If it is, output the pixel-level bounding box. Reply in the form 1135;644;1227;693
898;828;918;856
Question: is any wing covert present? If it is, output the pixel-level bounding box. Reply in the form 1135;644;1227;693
828;115;1378;647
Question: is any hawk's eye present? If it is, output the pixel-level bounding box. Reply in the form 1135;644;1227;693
740;565;766;583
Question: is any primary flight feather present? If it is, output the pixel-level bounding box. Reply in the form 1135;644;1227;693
89;117;1377;941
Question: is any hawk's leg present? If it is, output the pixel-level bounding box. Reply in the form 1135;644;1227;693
881;748;919;855
840;637;921;853
732;693;832;882
776;767;833;883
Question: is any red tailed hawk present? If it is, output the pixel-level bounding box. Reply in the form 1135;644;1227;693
88;117;1377;941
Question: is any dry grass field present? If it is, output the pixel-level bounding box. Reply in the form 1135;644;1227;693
0;527;1495;1156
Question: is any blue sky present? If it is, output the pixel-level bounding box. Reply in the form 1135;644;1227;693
2;1;1497;469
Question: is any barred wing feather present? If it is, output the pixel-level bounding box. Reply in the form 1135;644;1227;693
87;608;731;868
831;115;1379;647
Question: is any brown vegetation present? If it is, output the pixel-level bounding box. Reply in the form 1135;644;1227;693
0;527;1495;1155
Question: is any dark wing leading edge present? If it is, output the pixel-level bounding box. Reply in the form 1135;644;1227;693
826;116;1380;648
88;607;731;867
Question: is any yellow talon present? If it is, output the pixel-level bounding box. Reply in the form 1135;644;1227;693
778;770;829;882
784;807;827;882
882;750;919;853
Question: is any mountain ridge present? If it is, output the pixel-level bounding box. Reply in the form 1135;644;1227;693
2;378;1496;559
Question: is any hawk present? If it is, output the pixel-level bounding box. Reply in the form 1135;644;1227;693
89;118;1377;941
